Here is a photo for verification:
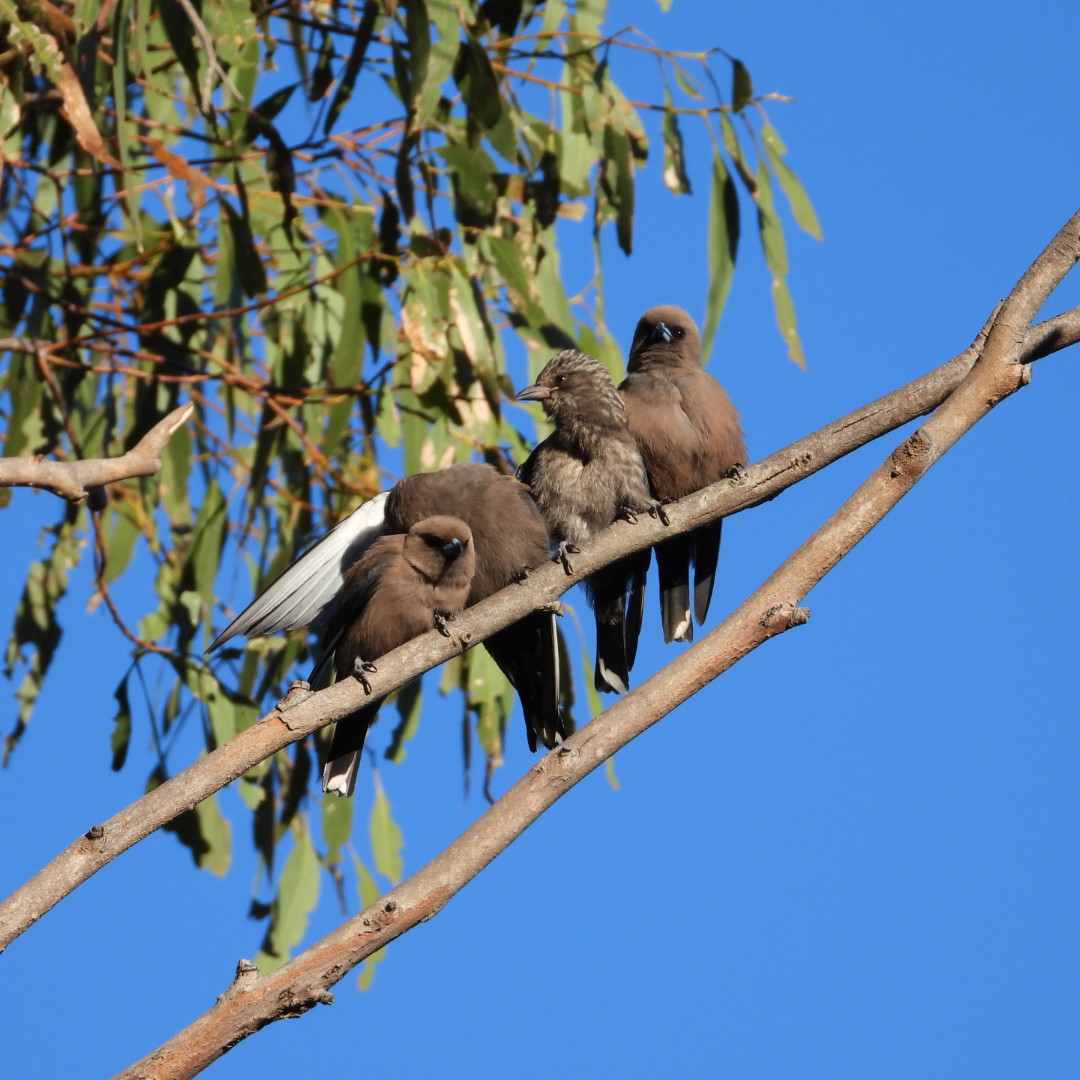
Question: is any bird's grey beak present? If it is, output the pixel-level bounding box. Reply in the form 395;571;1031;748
646;321;674;345
442;537;465;558
515;383;552;402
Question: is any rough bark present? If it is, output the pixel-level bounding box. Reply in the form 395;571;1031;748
2;303;1079;958
114;208;1080;1077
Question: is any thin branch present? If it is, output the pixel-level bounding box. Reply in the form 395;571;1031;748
1;302;1077;957
120;207;1080;1075
0;402;194;503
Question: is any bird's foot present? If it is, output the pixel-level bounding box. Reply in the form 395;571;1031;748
433;610;455;637
552;541;580;576
648;500;671;527
352;658;377;694
725;463;748;484
512;565;530;584
615;505;638;525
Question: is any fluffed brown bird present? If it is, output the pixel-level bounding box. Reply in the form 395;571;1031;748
209;463;564;757
620;305;746;642
385;462;563;753
320;515;475;797
516;349;661;694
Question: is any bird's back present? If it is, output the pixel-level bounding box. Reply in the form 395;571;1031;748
386;462;549;603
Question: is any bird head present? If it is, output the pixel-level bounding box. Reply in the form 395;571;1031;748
628;305;701;371
515;349;624;427
404;516;475;583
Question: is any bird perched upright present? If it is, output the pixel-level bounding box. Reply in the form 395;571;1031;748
318;516;475;797
619;305;746;643
516;349;662;695
384;464;562;752
209;462;564;762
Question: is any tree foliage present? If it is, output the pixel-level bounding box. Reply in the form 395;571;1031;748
0;0;817;972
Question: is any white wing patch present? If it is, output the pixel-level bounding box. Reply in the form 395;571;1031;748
208;492;389;651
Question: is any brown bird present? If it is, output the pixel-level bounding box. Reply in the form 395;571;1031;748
317;515;475;797
210;463;564;757
516;349;663;695
619;305;746;643
384;463;563;753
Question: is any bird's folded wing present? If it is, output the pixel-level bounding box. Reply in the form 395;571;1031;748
207;492;389;650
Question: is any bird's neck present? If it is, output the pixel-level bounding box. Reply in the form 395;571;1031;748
557;412;621;459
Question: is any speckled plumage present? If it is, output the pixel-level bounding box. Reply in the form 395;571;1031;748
517;350;654;694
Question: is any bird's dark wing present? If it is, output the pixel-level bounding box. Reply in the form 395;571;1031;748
208;492;389;650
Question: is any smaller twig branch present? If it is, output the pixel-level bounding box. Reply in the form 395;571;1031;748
175;0;242;106
0;402;194;503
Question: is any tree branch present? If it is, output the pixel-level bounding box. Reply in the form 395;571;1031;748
118;209;1080;1076
0;402;194;503
1;302;1078;957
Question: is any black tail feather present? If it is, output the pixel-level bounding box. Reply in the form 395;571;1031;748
485;614;562;752
624;549;650;671
322;701;380;797
691;519;723;626
655;536;693;643
588;562;633;694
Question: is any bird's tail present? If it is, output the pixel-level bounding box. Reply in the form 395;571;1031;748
485;614;564;752
655;536;693;643
691;519;723;626
589;560;641;694
321;702;380;798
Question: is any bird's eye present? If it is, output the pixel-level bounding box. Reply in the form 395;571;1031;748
673;327;685;339
556;374;567;385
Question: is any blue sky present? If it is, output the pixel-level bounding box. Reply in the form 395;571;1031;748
3;2;1080;1077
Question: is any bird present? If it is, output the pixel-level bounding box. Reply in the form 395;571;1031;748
318;516;475;797
516;348;663;695
619;305;746;643
209;462;564;760
383;463;563;753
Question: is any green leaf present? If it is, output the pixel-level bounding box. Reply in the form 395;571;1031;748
702;153;739;357
257;824;321;972
755;160;805;367
324;1;377;134
761;121;823;241
661;90;691;195
605;757;621;791
190;480;228;612
103;507;140;585
455;40;501;130
730;56;753;111
369;774;404;885
110;673;132;771
414;0;460;125
322;792;354;866
222;199;267;297
385;681;422;764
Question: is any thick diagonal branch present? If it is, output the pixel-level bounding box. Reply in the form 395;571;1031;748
1;302;1078;958
0;402;194;503
120;210;1080;1077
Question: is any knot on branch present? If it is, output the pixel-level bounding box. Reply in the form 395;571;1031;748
760;603;811;631
888;429;933;480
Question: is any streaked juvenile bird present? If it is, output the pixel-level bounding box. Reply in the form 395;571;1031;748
516;349;662;695
619;305;746;643
319;516;475;797
209;463;564;760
